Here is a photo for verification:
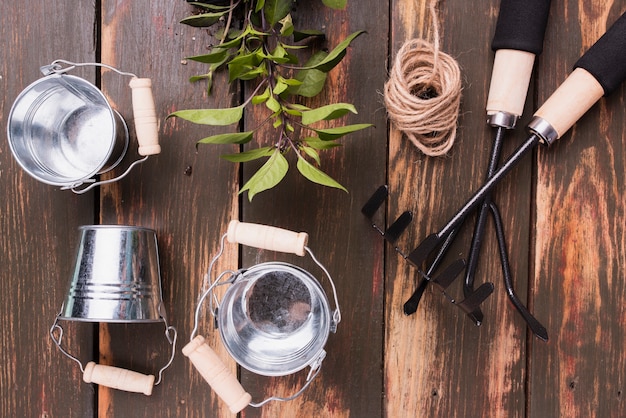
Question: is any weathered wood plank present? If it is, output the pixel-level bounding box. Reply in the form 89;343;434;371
0;1;98;417
238;1;389;417
97;1;239;416
385;0;532;417
530;2;626;417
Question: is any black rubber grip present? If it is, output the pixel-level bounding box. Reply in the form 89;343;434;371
574;12;626;96
491;0;552;55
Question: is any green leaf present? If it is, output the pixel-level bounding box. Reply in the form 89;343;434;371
264;0;292;26
186;49;230;64
255;0;266;12
266;96;281;113
277;76;302;86
197;131;254;145
180;12;227;28
288;51;328;97
301;145;321;165
265;44;291;64
296;157;347;191
301;103;358;125
188;2;232;10
221;147;274;162
189;72;212;83
322;0;347;9
240;150;289;200
293;29;326;42
168;106;244;126
251;87;270;105
228;50;266;81
302;31;365;72
279;14;294;36
314;123;373;140
273;80;289;95
302;136;342;150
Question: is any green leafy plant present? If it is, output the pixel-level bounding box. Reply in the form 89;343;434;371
169;0;372;200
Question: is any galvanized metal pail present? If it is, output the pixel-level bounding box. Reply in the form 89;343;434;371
7;72;128;187
183;221;341;413
50;225;177;395
7;60;161;193
60;225;164;322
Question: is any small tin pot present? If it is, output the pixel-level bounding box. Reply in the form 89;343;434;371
7;60;161;193
218;262;333;377
183;221;341;413
50;225;177;396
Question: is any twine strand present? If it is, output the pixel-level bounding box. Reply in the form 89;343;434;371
384;0;462;156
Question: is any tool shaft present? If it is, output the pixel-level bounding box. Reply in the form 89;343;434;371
438;134;541;240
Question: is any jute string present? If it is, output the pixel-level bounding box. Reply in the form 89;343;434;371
384;0;462;156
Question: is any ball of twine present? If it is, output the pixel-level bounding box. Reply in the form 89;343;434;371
384;8;462;156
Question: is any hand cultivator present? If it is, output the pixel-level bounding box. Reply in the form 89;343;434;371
365;3;626;341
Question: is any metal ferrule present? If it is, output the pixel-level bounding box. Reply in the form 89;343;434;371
527;116;558;146
486;111;519;129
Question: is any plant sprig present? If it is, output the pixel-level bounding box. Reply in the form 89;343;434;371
170;0;372;201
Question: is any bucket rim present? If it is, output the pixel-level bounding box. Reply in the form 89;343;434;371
78;224;157;233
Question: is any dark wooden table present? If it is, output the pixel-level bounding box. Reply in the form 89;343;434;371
2;1;625;417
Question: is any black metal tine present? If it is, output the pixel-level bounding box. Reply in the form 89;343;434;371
384;211;412;244
489;201;548;341
404;227;461;315
406;234;441;267
462;126;507;324
467;131;506;297
431;258;466;290
455;282;495;321
361;185;389;218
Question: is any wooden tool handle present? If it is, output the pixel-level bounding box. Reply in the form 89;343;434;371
82;362;155;396
226;220;308;256
182;336;252;414
532;68;604;141
486;49;535;121
129;77;161;156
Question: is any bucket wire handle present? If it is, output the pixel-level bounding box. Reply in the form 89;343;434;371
42;59;161;193
49;309;177;396
64;155;149;194
184;221;341;412
249;351;326;408
225;220;341;326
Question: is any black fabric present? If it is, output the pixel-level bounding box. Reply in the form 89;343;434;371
574;12;626;96
491;0;552;55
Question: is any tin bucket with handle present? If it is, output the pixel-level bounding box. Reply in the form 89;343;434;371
183;220;341;413
7;60;160;193
49;225;177;396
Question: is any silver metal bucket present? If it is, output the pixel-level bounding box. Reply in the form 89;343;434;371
60;225;163;322
7;72;128;188
184;221;341;412
50;225;177;395
7;60;161;193
218;262;333;377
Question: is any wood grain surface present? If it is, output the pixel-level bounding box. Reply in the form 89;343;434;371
1;0;625;417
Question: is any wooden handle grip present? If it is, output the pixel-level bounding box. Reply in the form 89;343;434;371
82;362;155;396
129;77;161;156
182;336;252;414
486;49;536;119
533;68;605;140
226;220;308;256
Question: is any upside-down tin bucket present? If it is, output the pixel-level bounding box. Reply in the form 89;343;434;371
50;225;177;396
7;60;161;193
183;221;341;413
